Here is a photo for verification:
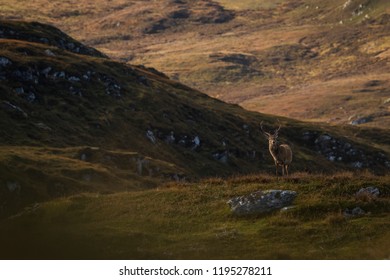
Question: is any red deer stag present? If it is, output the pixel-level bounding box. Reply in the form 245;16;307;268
260;121;292;176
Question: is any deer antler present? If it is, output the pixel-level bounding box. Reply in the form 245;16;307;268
260;121;271;137
274;119;282;136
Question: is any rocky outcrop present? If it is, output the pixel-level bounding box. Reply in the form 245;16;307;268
302;131;390;170
0;20;106;58
227;190;297;216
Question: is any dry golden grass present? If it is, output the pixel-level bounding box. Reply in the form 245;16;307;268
1;0;389;128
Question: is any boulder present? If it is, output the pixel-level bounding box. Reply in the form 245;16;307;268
343;207;366;218
227;190;297;216
355;186;380;201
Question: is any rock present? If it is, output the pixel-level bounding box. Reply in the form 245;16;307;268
146;130;156;144
213;151;228;164
227;190;297;216
14;87;24;94
40;67;52;77
350;117;372;125
53;71;66;79
343;0;353;9
280;206;296;212
99;74;121;96
178;135;189;147
352;161;364;169
12;68;37;83
343;207;366;218
26;92;36;103
165;131;175;144
44;49;56;57
6;181;21;193
0;56;11;67
68;76;81;82
192;136;201;150
315;134;332;144
355;186;380;199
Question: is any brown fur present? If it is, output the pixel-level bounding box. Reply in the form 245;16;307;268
261;121;293;176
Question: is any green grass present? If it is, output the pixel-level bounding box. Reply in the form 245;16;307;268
1;173;389;259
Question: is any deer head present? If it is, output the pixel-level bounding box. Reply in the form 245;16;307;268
260;120;281;148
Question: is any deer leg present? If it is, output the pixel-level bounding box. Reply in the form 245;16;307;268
275;163;278;176
282;164;285;176
285;165;289;176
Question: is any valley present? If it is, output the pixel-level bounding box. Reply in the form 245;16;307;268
0;1;389;260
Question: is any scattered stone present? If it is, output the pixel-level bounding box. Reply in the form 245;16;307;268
53;71;66;79
352;161;364;169
355;186;380;201
146;130;156;144
11;68;37;83
98;74;121;96
0;56;11;67
26;92;36;103
165;131;175;144
303;132;381;168
178;135;189;147
350;117;372;125
192;136;201;150
213;151;228;164
41;66;52;77
80;154;87;161
69;86;82;96
6;181;21;193
280;206;296;212
227;190;297;216
343;207;366;218
14;87;24;94
44;49;56;57
68;76;81;82
343;0;352;10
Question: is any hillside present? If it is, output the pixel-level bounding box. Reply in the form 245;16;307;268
0;20;389;218
1;0;388;127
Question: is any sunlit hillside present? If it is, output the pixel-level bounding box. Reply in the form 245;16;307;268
1;0;388;127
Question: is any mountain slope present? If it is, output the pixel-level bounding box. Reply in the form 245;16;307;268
2;0;388;127
0;20;389;218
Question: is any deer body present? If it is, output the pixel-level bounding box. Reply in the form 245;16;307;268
261;121;293;176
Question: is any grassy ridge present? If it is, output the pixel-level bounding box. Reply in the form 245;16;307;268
1;172;389;259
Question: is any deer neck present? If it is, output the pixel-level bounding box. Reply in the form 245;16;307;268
269;142;279;159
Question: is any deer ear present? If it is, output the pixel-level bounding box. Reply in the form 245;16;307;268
263;132;271;138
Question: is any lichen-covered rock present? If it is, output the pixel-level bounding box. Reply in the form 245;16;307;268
227;190;297;216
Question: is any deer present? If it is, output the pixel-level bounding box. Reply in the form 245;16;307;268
260;120;293;176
